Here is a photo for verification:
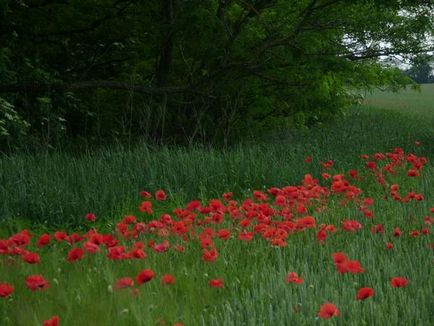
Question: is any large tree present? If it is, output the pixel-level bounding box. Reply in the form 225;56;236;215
0;0;433;147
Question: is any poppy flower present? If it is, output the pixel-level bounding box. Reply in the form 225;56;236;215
304;156;313;163
84;241;100;254
25;274;49;291
345;260;364;274
217;229;231;240
222;192;233;201
318;303;339;319
410;230;420;238
153;241;170;253
321;173;331;180
209;278;224;288
161;274;176;285
0;283;14;298
115;277;134;290
356;287;375;300
139;191;152;198
391;277;409;288
342;220;362;232
285;272;303;284
386;242;394;250
332;252;347;264
85;213;96;222
37;234;51;247
155;190;167;201
239;231;254;241
407;169;419;177
139;201;153;215
107;246;126;260
393;227;402;237
67;248;84;262
316;229;328;242
129;248;147;259
43;316;60;326
202;247;218;262
322;160;334;169
137;269;155;284
54;231;68;242
22;251;40;264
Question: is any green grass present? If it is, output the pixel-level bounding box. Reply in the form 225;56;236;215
0;86;433;325
1;106;433;228
363;83;434;117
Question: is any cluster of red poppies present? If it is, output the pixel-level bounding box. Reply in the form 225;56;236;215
0;147;432;324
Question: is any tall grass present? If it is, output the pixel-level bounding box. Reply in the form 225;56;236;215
1;106;433;227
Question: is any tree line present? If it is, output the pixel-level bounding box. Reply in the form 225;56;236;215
0;0;433;150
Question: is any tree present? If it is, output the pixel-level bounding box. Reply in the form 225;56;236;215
0;0;433;148
405;54;434;83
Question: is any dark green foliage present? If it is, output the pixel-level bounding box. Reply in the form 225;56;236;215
405;54;434;83
0;0;433;148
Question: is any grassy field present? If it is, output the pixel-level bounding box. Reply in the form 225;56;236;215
0;86;433;325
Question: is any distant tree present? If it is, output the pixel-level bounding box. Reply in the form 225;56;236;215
0;0;433;148
405;54;434;83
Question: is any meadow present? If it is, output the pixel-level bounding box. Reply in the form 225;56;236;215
0;85;433;326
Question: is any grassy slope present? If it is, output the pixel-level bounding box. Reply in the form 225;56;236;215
0;86;433;325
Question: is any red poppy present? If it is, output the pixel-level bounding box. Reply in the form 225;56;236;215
410;230;420;238
356;287;375;300
153;240;170;253
83;241;100;254
239;231;254;241
209;278;224;288
115;277;134;290
318;303;339;319
67;248;84;262
85;213;96;222
391;277;409;288
342;220;362;232
407;169;419;177
107;246;126;260
139;201;153;215
25;274;49;291
304;156;313;163
321;173;331;180
332;252;347;264
386;242;394;250
37;234;51;247
137;269;155;284
322;160;334;169
139;191;152;198
155;190;167;201
54;231;68;242
393;227;402;237
316;229;328;242
129;248;147;259
0;283;14;298
22;251;40;264
285;272;303;284
217;229;231;240
43;316;60;326
161;274;176;285
345;260;364;274
202;247;218;262
222;192;233;201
